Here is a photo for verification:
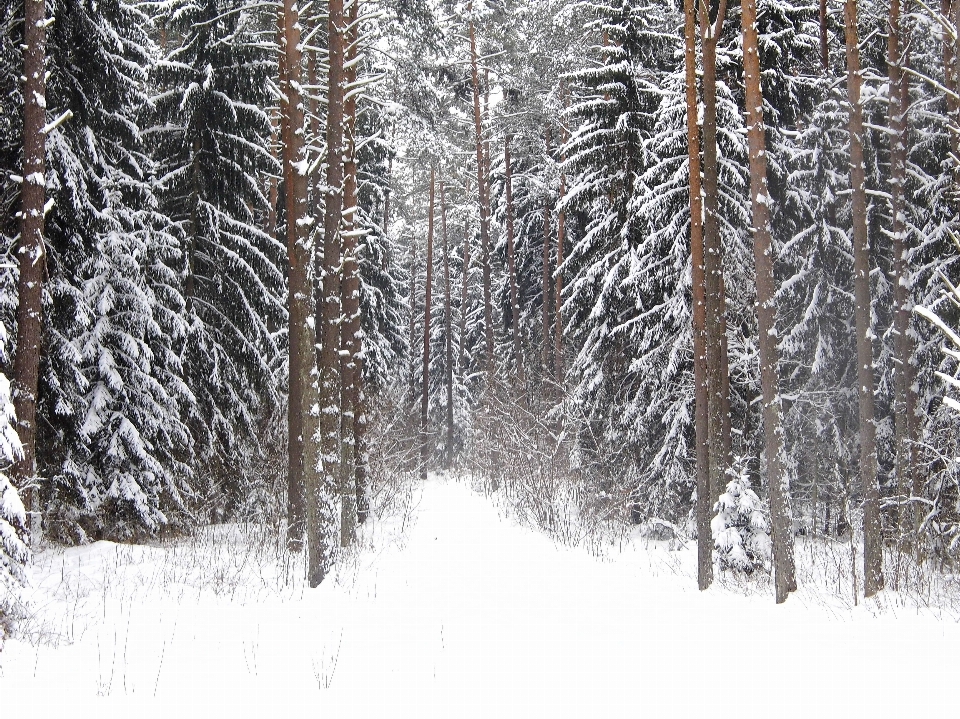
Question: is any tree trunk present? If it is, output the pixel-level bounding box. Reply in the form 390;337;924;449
742;0;798;603
944;0;959;183
844;0;884;597
820;0;829;72
459;175;470;372
12;0;48;545
505;136;523;383
542;129;553;377
887;0;918;540
278;6;306;551
555;107;567;385
684;0;712;591
283;0;336;586
469;8;494;373
440;179;455;467
339;0;362;540
422;169;435;480
698;0;733;510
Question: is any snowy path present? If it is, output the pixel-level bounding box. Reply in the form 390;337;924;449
2;476;958;716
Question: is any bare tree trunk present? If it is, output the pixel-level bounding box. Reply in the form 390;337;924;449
887;0;918;540
282;0;335;585
844;0;884;597
409;239;418;404
684;0;712;592
742;0;797;603
469;7;494;372
698;0;733;510
505;136;523;383
339;0;362;540
820;0;829;72
459;175;470;372
440;179;455;468
542;129;553;377
944;0;960;182
422;169;436;480
555;106;567;385
278;7;305;550
12;0;48;545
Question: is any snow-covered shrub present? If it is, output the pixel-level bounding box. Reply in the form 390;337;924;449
711;460;771;574
1;322;28;632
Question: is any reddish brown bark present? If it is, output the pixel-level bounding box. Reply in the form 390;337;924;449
469;7;494;372
820;0;829;72
555;100;568;385
542;129;553;376
742;0;797;603
421;169;436;480
440;179;455;467
887;0;918;539
277;7;306;551
12;0;49;542
505;137;523;383
698;0;733;510
684;0;712;592
845;0;884;597
341;0;364;532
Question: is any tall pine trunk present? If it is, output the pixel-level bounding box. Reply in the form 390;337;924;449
554;110;567;385
278;7;305;550
844;0;884;597
13;0;48;544
741;0;797;603
542;129;553;377
887;0;918;541
684;0;712;591
283;0;335;585
440;179;455;467
698;1;733;509
505;137;522;383
422;169;435;480
340;0;363;536
469;8;494;372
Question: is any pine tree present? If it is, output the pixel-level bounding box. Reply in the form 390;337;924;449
712;459;773;574
1;321;28;609
151;0;285;522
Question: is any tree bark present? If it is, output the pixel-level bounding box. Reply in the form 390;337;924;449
819;0;829;72
440;179;455;467
555;105;568;385
459;176;470;373
698;0;733;510
742;0;797;603
505;136;523;383
844;0;884;597
542;128;553;377
283;0;336;586
340;0;362;538
944;0;959;183
422;169;435;480
684;0;712;591
469;9;494;373
12;0;48;544
887;0;918;540
278;6;306;551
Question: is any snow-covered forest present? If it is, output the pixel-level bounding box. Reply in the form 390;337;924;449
3;0;960;707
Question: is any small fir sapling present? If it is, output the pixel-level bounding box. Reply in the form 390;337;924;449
1;322;28;622
711;459;772;574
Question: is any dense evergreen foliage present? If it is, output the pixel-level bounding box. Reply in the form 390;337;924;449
2;0;960;598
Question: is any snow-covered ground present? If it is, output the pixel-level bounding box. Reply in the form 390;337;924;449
2;475;958;717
